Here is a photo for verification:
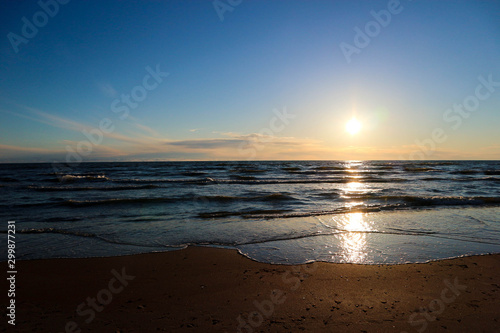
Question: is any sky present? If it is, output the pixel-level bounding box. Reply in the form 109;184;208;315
0;0;499;162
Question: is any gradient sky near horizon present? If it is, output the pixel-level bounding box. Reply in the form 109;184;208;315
1;0;499;162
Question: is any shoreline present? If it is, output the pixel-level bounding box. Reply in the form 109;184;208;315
4;246;500;332
12;205;500;264
10;244;500;265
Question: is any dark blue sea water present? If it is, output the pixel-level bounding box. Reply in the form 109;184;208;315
1;161;499;264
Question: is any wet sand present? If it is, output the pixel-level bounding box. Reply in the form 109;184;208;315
4;247;500;332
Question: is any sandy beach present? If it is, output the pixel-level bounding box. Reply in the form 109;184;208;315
2;247;498;332
2;0;500;331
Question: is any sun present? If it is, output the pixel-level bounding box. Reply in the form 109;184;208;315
346;118;362;135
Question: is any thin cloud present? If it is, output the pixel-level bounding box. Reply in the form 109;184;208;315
168;138;246;149
9;103;165;146
0;143;55;154
134;123;161;137
166;133;319;150
97;83;118;98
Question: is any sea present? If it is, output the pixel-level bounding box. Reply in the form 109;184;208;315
1;160;499;264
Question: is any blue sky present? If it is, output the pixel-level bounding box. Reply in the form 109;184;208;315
1;0;499;162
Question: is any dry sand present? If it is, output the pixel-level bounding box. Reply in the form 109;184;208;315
3;247;500;332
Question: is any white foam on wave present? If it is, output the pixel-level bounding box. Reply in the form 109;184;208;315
60;174;109;182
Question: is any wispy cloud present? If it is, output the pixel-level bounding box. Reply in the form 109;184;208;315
134;123;161;138
0;108;61;128
97;82;118;98
168;138;246;149
6;103;166;147
0;143;55;154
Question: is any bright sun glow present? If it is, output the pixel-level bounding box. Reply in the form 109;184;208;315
345;118;361;135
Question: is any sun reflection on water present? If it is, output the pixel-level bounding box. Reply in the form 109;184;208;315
337;212;372;263
340;182;366;209
345;181;363;191
320;177;375;263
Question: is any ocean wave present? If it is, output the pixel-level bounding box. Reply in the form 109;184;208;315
288;170;394;176
372;165;395;170
332;193;500;205
361;177;406;183
315;191;341;198
64;192;300;207
234;229;442;247
313;166;345;171
198;209;293;219
197;195;500;219
195;178;408;185
450;170;482;175
16;227;97;238
230;175;257;180
234;206;390;219
64;197;180;206
448;170;500;176
197;193;299;203
340;192;378;200
410;161;455;166
480;177;500;182
181;171;207;177
404;166;437;172
420;177;449;181
282;167;301;172
0;177;18;182
111;177;198;183
235;229;500;248
230;168;267;174
35;169;500;186
41;216;83;222
92;171;414;185
59;174;109;182
455;177;500;182
28;184;161;192
366;195;500;207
